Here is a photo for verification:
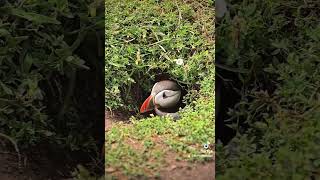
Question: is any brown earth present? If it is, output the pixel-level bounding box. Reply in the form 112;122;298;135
105;110;132;130
159;161;214;180
0;145;69;180
0;139;93;180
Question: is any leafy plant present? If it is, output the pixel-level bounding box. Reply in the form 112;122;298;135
72;165;104;180
105;0;214;178
216;0;320;179
0;0;104;152
105;0;214;112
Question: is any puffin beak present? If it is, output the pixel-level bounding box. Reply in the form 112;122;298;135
140;95;154;113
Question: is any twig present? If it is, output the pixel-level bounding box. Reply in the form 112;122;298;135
157;44;166;52
18;0;27;7
108;107;114;117
215;62;249;74
175;1;182;26
123;38;136;43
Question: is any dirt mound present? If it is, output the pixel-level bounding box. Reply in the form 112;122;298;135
105;110;131;131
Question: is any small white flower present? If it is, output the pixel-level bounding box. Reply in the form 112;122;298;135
175;58;184;65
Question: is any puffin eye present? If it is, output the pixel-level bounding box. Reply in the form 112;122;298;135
163;92;167;98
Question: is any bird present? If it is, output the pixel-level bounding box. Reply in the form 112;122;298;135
140;80;182;119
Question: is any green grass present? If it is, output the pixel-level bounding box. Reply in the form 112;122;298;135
105;0;214;178
105;82;214;177
106;103;214;178
105;0;214;111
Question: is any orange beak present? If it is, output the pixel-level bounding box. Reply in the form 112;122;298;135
140;95;154;113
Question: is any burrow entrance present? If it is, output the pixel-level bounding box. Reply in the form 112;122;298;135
108;72;190;122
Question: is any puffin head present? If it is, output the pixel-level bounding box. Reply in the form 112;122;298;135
140;80;181;113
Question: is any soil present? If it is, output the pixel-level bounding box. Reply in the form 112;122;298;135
159;147;215;180
0;146;68;180
105;110;131;131
0;141;100;180
105;111;215;180
159;161;214;180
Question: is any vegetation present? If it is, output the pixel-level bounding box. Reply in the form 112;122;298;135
216;0;320;179
0;0;104;177
105;0;214;178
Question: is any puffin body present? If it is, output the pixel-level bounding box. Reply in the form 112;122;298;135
140;80;181;119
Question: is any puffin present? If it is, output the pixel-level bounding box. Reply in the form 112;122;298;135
140;80;182;119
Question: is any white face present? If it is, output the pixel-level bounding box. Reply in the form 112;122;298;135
154;90;181;108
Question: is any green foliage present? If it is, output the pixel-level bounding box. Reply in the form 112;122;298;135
72;165;104;180
0;0;103;151
106;109;214;177
216;0;320;179
105;0;214;111
105;0;214;177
